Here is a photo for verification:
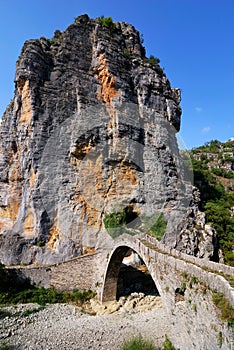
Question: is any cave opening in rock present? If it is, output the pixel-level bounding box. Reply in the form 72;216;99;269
116;249;160;299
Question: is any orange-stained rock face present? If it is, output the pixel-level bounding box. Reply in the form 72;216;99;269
96;53;120;104
0;200;21;221
47;224;61;249
18;78;33;125
0;147;22;230
29;168;35;187
24;208;36;236
69;152;139;234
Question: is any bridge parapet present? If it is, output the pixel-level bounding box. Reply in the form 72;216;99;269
144;234;234;277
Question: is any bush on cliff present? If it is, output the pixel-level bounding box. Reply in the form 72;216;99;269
104;206;139;238
97;16;116;29
140;212;167;241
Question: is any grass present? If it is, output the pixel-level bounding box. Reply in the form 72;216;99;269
163;335;178;350
0;287;96;307
120;335;156;350
140;213;167;241
120;335;178;350
0;344;15;350
0;309;12;319
212;292;234;328
21;306;45;317
0;263;96;307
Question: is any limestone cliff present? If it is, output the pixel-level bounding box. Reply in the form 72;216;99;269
0;15;215;265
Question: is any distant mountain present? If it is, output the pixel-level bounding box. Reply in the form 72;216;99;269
189;139;234;265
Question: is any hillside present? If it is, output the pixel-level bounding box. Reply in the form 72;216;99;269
189;139;234;265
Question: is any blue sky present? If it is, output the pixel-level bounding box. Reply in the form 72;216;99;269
0;0;233;149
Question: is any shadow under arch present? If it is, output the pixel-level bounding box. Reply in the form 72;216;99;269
101;244;161;302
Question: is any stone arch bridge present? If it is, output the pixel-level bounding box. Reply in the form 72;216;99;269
99;234;234;311
13;233;234;312
10;232;234;349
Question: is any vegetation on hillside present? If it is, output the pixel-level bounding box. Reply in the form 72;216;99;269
189;139;234;266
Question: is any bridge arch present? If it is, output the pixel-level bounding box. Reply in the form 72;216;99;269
101;236;164;302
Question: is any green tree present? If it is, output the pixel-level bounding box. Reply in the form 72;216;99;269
97;16;116;29
205;200;234;265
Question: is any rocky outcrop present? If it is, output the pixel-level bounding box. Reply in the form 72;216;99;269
175;187;220;260
0;15;215;265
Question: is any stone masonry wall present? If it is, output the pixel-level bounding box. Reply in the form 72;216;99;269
9;253;99;292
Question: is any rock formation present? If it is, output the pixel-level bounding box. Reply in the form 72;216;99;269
0;15;216;265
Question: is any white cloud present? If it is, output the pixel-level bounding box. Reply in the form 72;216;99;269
201;126;211;134
195;107;203;112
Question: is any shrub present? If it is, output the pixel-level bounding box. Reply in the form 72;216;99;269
121;335;156;350
0;264;96;306
211;167;234;179
103;209;127;238
140;33;144;45
103;206;139;238
97;16;116;30
120;335;178;350
0;344;14;350
148;55;160;66
163;335;177;350
212;292;234;328
123;49;132;59
141;213;167;241
0;309;12;319
54;29;61;38
21;306;44;317
36;240;45;247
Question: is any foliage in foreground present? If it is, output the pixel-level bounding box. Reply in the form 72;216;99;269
0;263;95;306
120;334;178;350
0;344;15;350
120;335;156;350
0;287;95;306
